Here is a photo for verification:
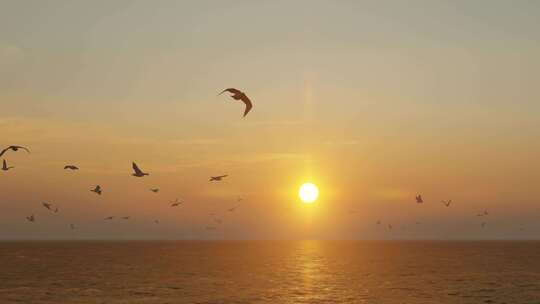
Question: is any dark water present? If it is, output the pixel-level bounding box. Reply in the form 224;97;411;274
0;241;539;303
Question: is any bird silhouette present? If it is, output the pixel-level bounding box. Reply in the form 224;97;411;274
2;159;14;171
150;188;159;193
42;202;53;210
53;207;59;213
154;219;160;224
121;216;130;220
227;205;239;212
0;145;30;157
26;215;35;222
91;185;102;195
64;165;79;170
376;220;381;225
219;88;253;117
441;200;452;207
210;175;228;181
476;210;489;217
104;216;114;220
132;162;149;177
388;224;393;230
170;198;183;207
415;194;423;203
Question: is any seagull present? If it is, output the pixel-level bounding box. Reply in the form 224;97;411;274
91;185;102;195
154;219;159;224
70;224;75;230
150;188;159;193
0;145;30;157
26;215;35;222
42;202;53;210
121;216;130;220
415;194;423;203
441;200;452;207
170;198;183;207
227;205;239;212
218;88;253;117
2;159;14;171
210;175;228;182
53;207;59;213
376;220;381;225
131;162;149;177
64;165;79;170
104;216;114;220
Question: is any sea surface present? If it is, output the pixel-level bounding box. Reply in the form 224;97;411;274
0;241;539;303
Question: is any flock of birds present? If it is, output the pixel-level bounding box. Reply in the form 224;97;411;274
3;88;253;233
372;195;491;232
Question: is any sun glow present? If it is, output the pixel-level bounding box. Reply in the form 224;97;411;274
299;183;319;204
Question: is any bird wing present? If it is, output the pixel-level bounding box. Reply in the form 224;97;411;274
13;146;30;153
2;159;6;168
240;95;253;117
132;162;143;175
219;88;242;96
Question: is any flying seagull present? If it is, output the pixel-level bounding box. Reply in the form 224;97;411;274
26;215;35;222
227;205;239;212
64;165;79;170
415;194;423;203
104;216;114;220
121;216;130;220
131;162;149;177
91;185;102;195
53;207;59;213
376;220;381;225
210;175;228;182
170;198;183;207
441;200;452;207
0;145;30;157
219;88;253;117
2;159;14;171
150;188;159;193
42;202;53;210
154;219;159;224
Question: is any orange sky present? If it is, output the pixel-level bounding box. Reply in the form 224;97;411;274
1;1;539;239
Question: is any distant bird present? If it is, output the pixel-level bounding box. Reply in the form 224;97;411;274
150;188;159;193
0;145;30;157
388;224;393;230
121;216;130;220
53;207;59;213
441;200;452;207
42;202;53;210
26;215;35;222
154;219;159;224
376;220;381;225
219;88;253;117
415;221;421;225
104;216;114;220
476;210;489;217
170;198;183;207
131;162;149;177
70;224;75;230
91;185;102;195
415;194;423;203
237;197;243;202
64;165;79;170
210;175;228;182
227;205;239;212
2;159;14;171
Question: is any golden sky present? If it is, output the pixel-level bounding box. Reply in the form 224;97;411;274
1;0;539;239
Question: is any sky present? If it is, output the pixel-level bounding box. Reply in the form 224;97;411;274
0;0;539;240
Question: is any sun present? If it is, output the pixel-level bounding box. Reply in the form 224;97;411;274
299;183;319;203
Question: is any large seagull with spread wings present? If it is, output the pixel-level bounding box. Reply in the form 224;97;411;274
219;88;253;117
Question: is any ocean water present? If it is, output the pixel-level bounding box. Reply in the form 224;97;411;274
0;241;539;303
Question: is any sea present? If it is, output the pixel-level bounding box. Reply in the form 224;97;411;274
0;241;539;303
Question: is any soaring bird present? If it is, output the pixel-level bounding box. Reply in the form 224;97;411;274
154;219;160;224
441;200;452;207
53;207;59;213
2;159;14;171
42;202;53;210
210;175;228;181
26;215;35;222
170;198;183;207
219;88;253;117
91;185;102;195
150;188;159;193
131;162;149;177
121;216;130;220
376;220;381;225
64;165;79;170
104;216;114;220
227;205;239;212
415;194;423;203
0;145;30;157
